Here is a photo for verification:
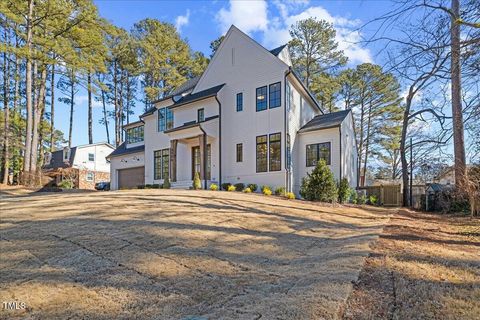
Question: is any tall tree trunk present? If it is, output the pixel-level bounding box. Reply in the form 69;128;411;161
401;92;413;207
358;100;366;186
22;0;34;185
363;102;373;184
68;71;75;149
2;28;10;185
450;0;466;188
126;73;130;124
30;66;48;181
13;24;20;115
113;60;120;146
99;79;110;144
119;71;124;142
87;71;93;144
50;63;55;151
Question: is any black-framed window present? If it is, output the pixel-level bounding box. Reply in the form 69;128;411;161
269;82;281;108
88;153;95;162
154;148;169;180
197;108;205;122
236;143;243;162
306;142;331;167
256;135;268;172
256;86;267;112
269;133;281;171
126;125;144;144
236;93;243;112
158;108;173;131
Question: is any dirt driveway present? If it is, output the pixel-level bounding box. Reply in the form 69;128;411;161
0;189;390;319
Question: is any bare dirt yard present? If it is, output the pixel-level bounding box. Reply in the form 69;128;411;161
342;209;480;320
1;188;390;319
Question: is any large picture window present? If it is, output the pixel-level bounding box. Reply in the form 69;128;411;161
269;133;281;171
236;93;243;112
256;86;267;112
256;135;268;172
154;148;169;180
126;125;144;144
158;108;173;131
306;142;331;167
269;82;281;108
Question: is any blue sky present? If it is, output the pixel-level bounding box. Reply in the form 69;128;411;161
59;0;392;147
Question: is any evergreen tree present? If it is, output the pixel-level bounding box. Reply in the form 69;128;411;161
300;159;338;202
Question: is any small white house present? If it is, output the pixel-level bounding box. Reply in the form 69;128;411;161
107;25;358;195
43;142;114;189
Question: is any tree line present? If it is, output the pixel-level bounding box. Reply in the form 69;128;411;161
0;0;207;185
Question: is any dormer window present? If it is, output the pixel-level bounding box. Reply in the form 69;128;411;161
126;125;144;144
63;148;70;162
197;108;204;122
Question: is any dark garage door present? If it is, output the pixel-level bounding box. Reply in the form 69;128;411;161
118;167;144;189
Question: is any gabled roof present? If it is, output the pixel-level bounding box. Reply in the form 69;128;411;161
299;109;351;133
168;84;225;109
106;142;145;159
43;147;77;169
269;44;287;56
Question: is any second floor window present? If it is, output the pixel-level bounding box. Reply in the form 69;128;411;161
256;86;267;112
126;126;144;144
198;108;204;122
236;93;243;112
88;153;95;162
158;108;174;132
269;82;281;108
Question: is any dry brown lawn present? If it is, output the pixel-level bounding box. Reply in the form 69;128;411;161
0;188;390;319
342;209;480;320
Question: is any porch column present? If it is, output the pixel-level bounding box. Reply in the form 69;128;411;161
198;135;205;181
170;139;177;182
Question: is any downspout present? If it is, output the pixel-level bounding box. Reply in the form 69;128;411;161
215;95;222;187
284;72;288;191
339;126;342;181
199;126;208;190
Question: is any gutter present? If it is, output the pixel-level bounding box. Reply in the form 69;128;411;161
284;71;289;192
339;126;342;181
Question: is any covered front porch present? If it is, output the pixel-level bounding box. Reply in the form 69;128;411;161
165;117;219;189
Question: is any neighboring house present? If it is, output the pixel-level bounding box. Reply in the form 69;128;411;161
434;166;455;185
107;25;358;195
43;142;114;189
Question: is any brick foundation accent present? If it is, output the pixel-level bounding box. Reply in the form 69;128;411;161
78;170;110;190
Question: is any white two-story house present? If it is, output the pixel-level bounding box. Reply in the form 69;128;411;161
107;25;358;195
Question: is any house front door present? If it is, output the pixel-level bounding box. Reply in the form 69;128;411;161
192;145;211;180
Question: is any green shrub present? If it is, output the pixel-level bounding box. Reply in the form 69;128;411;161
193;172;201;190
285;192;295;199
299;159;338;202
221;183;231;191
337;178;351;203
151;184;160;189
163;176;171;189
350;191;358;204
358;194;366;205
227;185;236;192
274;187;286;196
145;184;152;189
368;195;378;206
58;179;74;189
243;187;252;193
247;184;258;192
234;183;245;192
263;187;272;196
137;185;145;189
210;183;218;191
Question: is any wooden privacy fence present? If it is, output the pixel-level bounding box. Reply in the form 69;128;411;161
358;184;402;206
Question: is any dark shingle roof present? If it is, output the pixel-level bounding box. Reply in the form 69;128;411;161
168;84;225;109
141;77;202;117
106;143;145;159
269;44;287;56
299;109;351;133
43;147;77;169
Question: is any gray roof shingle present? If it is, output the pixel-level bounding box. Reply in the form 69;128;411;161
269;44;287;56
299;109;351;133
106;143;145;159
43;147;77;169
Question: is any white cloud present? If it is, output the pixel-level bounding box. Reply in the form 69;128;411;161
214;1;372;65
175;9;190;33
76;95;105;109
264;5;372;65
216;0;268;34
